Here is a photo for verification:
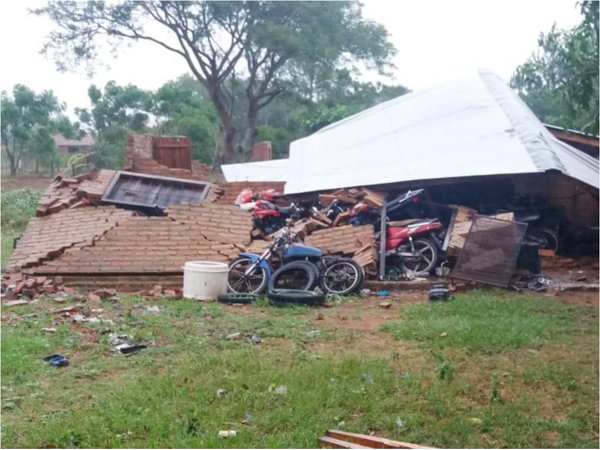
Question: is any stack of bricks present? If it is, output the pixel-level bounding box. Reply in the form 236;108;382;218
36;170;116;216
305;224;377;270
8;206;133;271
77;169;116;201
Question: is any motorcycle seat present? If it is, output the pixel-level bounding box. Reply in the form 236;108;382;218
515;212;540;223
275;205;293;215
387;219;421;227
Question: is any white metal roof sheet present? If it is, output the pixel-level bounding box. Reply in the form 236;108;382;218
285;70;599;194
221;158;289;182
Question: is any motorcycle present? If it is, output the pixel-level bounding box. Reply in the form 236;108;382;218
235;188;305;235
252;200;305;235
379;189;445;275
227;219;364;295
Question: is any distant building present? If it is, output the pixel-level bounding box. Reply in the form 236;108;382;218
53;133;95;155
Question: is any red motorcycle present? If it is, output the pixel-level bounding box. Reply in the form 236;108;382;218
380;189;445;275
235;189;304;235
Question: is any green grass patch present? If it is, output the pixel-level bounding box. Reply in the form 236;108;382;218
1;292;598;448
381;290;596;353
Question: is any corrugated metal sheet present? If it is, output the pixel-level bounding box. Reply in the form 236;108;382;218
221;159;289;182
285;70;599;194
101;171;210;210
152;136;191;170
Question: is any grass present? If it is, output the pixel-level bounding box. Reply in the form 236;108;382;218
1;291;598;448
381;290;596;353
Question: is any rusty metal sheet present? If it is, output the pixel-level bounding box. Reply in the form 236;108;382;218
101;171;210;211
451;215;527;287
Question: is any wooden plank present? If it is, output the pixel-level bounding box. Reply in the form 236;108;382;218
313;210;333;225
360;188;385;207
333;211;350;227
319;194;340;204
326;430;433;449
318;436;368;449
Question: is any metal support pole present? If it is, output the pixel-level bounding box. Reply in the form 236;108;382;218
378;201;388;280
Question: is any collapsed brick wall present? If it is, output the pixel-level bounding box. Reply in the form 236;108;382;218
124;133;223;183
166;203;253;246
25;202;254;276
8;206;133;271
37;170;116;216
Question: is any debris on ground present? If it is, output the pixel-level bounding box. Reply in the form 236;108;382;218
269;385;288;395
318;429;434;449
217;430;237;438
245;334;262;344
117;344;148;355
42;354;69;367
216;388;227;399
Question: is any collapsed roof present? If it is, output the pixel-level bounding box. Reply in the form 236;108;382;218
221;159;289;182
284;70;599;194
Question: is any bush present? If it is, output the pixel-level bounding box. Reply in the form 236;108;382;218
1;188;42;233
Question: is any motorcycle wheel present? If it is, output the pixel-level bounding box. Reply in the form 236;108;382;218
400;237;439;274
267;261;320;291
267;289;326;306
227;257;268;294
527;227;559;252
320;258;364;295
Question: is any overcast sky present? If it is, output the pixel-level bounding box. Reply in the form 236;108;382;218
0;0;583;118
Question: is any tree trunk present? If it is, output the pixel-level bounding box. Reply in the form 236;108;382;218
209;88;237;164
243;101;259;159
6;151;17;176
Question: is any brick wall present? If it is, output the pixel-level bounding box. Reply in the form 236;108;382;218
249;142;272;161
305;224;375;256
166;203;254;246
8;206;133;271
25;201;254;276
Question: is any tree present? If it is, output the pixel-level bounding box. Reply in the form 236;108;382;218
512;1;599;133
77;81;153;132
153;75;219;162
1;85;65;175
34;1;396;162
75;81;154;169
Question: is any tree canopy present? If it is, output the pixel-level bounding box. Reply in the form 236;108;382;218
34;1;398;163
1;85;74;176
511;1;599;134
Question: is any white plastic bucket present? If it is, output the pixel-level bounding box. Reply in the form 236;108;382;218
182;261;229;301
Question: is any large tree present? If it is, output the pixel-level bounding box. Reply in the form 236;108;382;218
34;1;396;163
1;85;65;175
512;1;599;134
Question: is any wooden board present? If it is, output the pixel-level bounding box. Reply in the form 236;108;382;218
320;430;434;449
